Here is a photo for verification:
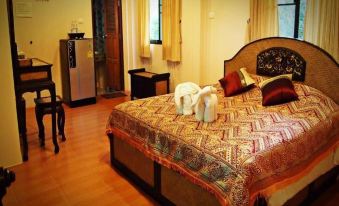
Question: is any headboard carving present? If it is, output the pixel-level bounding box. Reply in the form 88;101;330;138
257;47;306;81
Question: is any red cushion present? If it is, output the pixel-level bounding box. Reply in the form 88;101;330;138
219;70;254;97
261;77;298;106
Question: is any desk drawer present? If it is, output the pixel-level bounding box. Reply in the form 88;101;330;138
20;72;48;81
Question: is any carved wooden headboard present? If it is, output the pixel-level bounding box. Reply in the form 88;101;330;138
256;47;306;81
224;37;339;104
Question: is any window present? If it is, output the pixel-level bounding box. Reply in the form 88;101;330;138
150;0;162;44
278;0;306;39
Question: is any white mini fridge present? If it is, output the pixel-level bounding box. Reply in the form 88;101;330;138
60;38;96;107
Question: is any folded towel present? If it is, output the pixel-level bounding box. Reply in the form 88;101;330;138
192;86;218;122
174;82;201;115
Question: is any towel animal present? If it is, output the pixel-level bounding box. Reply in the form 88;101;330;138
174;82;201;115
191;86;218;122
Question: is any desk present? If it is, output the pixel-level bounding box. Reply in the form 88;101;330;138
14;58;59;161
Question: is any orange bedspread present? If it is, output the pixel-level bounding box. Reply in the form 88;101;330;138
106;75;339;206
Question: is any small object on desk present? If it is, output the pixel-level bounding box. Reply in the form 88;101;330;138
17;50;26;59
34;95;66;148
18;58;32;67
68;32;85;39
128;68;170;100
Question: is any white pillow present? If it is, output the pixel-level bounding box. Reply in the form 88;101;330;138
239;67;255;86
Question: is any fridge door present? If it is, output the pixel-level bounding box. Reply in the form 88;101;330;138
69;39;95;101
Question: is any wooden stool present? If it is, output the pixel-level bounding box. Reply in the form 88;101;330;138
34;96;66;147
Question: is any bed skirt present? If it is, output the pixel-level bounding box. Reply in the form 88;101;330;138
108;131;338;206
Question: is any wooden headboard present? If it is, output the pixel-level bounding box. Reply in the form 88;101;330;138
224;37;339;104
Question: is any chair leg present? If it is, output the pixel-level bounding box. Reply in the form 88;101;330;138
57;110;62;135
58;107;66;141
18;99;28;161
35;107;45;147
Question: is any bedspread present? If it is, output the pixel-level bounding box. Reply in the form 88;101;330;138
106;76;339;206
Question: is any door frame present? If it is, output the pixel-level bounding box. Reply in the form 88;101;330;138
91;0;125;91
7;0;18;72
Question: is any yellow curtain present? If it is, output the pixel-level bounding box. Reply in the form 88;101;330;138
304;0;339;62
248;0;278;42
138;0;151;58
162;0;181;62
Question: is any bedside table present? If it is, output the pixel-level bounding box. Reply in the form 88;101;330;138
128;68;170;100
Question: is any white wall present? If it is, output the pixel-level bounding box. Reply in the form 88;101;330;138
0;0;23;167
13;0;93;107
122;0;250;91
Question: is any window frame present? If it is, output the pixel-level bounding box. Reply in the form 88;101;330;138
278;0;301;39
150;0;162;44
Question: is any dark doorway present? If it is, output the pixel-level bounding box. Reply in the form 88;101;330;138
92;0;124;95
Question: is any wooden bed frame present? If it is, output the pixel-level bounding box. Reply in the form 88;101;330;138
107;37;339;206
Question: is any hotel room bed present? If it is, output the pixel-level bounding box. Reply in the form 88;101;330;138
106;37;339;206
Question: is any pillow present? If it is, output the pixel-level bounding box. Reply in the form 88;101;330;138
258;74;292;88
259;74;298;106
219;67;255;96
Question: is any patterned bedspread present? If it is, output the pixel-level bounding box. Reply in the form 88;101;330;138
106;75;339;206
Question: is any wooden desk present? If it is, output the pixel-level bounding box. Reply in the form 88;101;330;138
14;58;59;161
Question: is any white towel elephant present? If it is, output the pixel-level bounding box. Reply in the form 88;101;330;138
191;86;218;122
174;82;201;115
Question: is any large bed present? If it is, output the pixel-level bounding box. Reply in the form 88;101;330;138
106;37;339;206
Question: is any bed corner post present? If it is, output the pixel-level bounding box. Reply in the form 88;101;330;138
107;132;115;165
254;194;267;206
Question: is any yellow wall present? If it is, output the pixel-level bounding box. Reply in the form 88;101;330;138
0;0;249;167
143;0;202;90
200;0;249;85
13;0;249;98
13;0;93;107
122;0;250;91
122;0;141;92
0;0;23;167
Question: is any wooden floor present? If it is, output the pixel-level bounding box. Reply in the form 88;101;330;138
3;96;157;206
3;96;339;206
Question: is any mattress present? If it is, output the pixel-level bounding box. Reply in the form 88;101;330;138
106;75;339;206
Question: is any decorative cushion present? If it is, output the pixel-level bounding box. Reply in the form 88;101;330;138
259;74;298;106
219;68;255;97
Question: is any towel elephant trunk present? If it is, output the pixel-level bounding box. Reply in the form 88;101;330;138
192;86;218;122
203;94;218;122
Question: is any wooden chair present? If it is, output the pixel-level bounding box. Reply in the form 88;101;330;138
34;96;66;147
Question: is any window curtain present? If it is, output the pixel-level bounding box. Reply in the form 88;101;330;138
304;0;339;61
247;0;278;42
162;0;181;62
138;0;151;58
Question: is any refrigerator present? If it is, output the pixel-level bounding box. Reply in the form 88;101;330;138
60;38;96;107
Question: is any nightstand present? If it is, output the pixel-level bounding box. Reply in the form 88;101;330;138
128;68;170;100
